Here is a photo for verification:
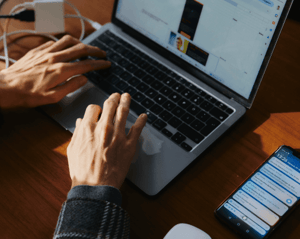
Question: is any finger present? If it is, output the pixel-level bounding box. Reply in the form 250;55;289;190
75;118;82;127
47;35;81;53
72;118;82;137
46;75;88;102
33;40;56;52
99;93;121;125
83;104;102;124
114;93;131;133
53;60;111;84
50;43;106;63
127;113;148;143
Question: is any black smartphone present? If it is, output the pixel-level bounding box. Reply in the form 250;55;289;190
178;0;203;41
215;145;300;239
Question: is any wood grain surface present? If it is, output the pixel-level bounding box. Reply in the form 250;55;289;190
0;1;300;239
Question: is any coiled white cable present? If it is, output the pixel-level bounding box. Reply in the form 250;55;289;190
64;1;85;41
64;14;102;30
0;1;101;68
3;3;34;68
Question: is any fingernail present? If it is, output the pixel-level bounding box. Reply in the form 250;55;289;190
122;92;131;98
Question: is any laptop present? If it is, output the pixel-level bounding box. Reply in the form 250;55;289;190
42;0;294;195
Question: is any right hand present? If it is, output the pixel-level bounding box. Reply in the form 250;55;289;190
67;93;148;189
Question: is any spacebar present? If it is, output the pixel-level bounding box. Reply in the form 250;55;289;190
177;123;204;144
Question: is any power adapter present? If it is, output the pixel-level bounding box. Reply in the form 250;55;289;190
34;0;65;33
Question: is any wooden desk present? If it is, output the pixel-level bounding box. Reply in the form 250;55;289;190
1;1;300;238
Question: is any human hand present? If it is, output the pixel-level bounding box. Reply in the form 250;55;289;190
0;35;110;110
67;93;148;189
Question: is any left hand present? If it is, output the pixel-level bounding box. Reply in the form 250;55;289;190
0;35;111;110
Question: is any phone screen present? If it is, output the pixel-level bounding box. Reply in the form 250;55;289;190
215;146;300;239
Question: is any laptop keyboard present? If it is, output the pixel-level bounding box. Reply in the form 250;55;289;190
84;30;234;152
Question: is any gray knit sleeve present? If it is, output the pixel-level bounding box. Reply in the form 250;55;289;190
53;186;130;239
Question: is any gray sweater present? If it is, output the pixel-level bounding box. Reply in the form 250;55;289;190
0;113;129;238
53;185;130;239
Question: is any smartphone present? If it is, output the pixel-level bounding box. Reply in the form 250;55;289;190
215;145;300;239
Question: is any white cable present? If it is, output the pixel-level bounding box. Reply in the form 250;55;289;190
64;1;85;41
0;55;17;63
2;2;34;68
3;26;9;68
1;1;95;67
0;30;59;66
0;30;59;42
64;14;102;30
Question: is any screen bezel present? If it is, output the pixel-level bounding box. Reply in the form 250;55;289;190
111;0;294;108
214;145;300;239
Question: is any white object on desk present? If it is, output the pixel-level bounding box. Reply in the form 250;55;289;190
163;223;211;239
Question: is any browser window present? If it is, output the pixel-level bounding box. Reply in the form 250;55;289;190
116;0;287;99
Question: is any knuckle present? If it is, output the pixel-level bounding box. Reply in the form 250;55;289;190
112;134;122;143
81;121;93;132
48;55;58;63
44;40;55;48
62;35;73;42
54;63;66;74
103;123;113;134
104;98;116;107
29;48;37;54
87;104;98;111
47;93;61;103
120;105;129;114
78;43;88;52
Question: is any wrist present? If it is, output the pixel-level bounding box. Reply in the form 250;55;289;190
71;179;122;190
0;71;19;111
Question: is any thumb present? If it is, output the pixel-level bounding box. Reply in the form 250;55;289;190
48;75;88;102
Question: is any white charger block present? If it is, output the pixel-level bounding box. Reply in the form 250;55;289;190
34;0;65;33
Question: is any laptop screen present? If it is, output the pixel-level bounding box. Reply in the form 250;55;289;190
115;0;288;100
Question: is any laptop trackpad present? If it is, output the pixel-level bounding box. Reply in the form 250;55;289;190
125;115;164;162
44;85;110;133
44;85;164;161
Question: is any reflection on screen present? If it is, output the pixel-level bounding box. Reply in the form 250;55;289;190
218;147;300;239
116;0;288;99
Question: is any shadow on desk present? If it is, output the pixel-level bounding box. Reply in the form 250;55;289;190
121;64;300;238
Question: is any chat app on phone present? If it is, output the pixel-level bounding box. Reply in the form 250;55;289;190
217;147;300;239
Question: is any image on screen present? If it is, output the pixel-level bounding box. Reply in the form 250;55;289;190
116;0;288;99
178;0;203;41
216;147;300;239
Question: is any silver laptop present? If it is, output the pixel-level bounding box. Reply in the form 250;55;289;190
42;0;293;195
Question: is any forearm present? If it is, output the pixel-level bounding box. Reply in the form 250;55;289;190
53;185;130;239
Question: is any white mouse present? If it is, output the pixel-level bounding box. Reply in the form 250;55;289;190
163;223;212;239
